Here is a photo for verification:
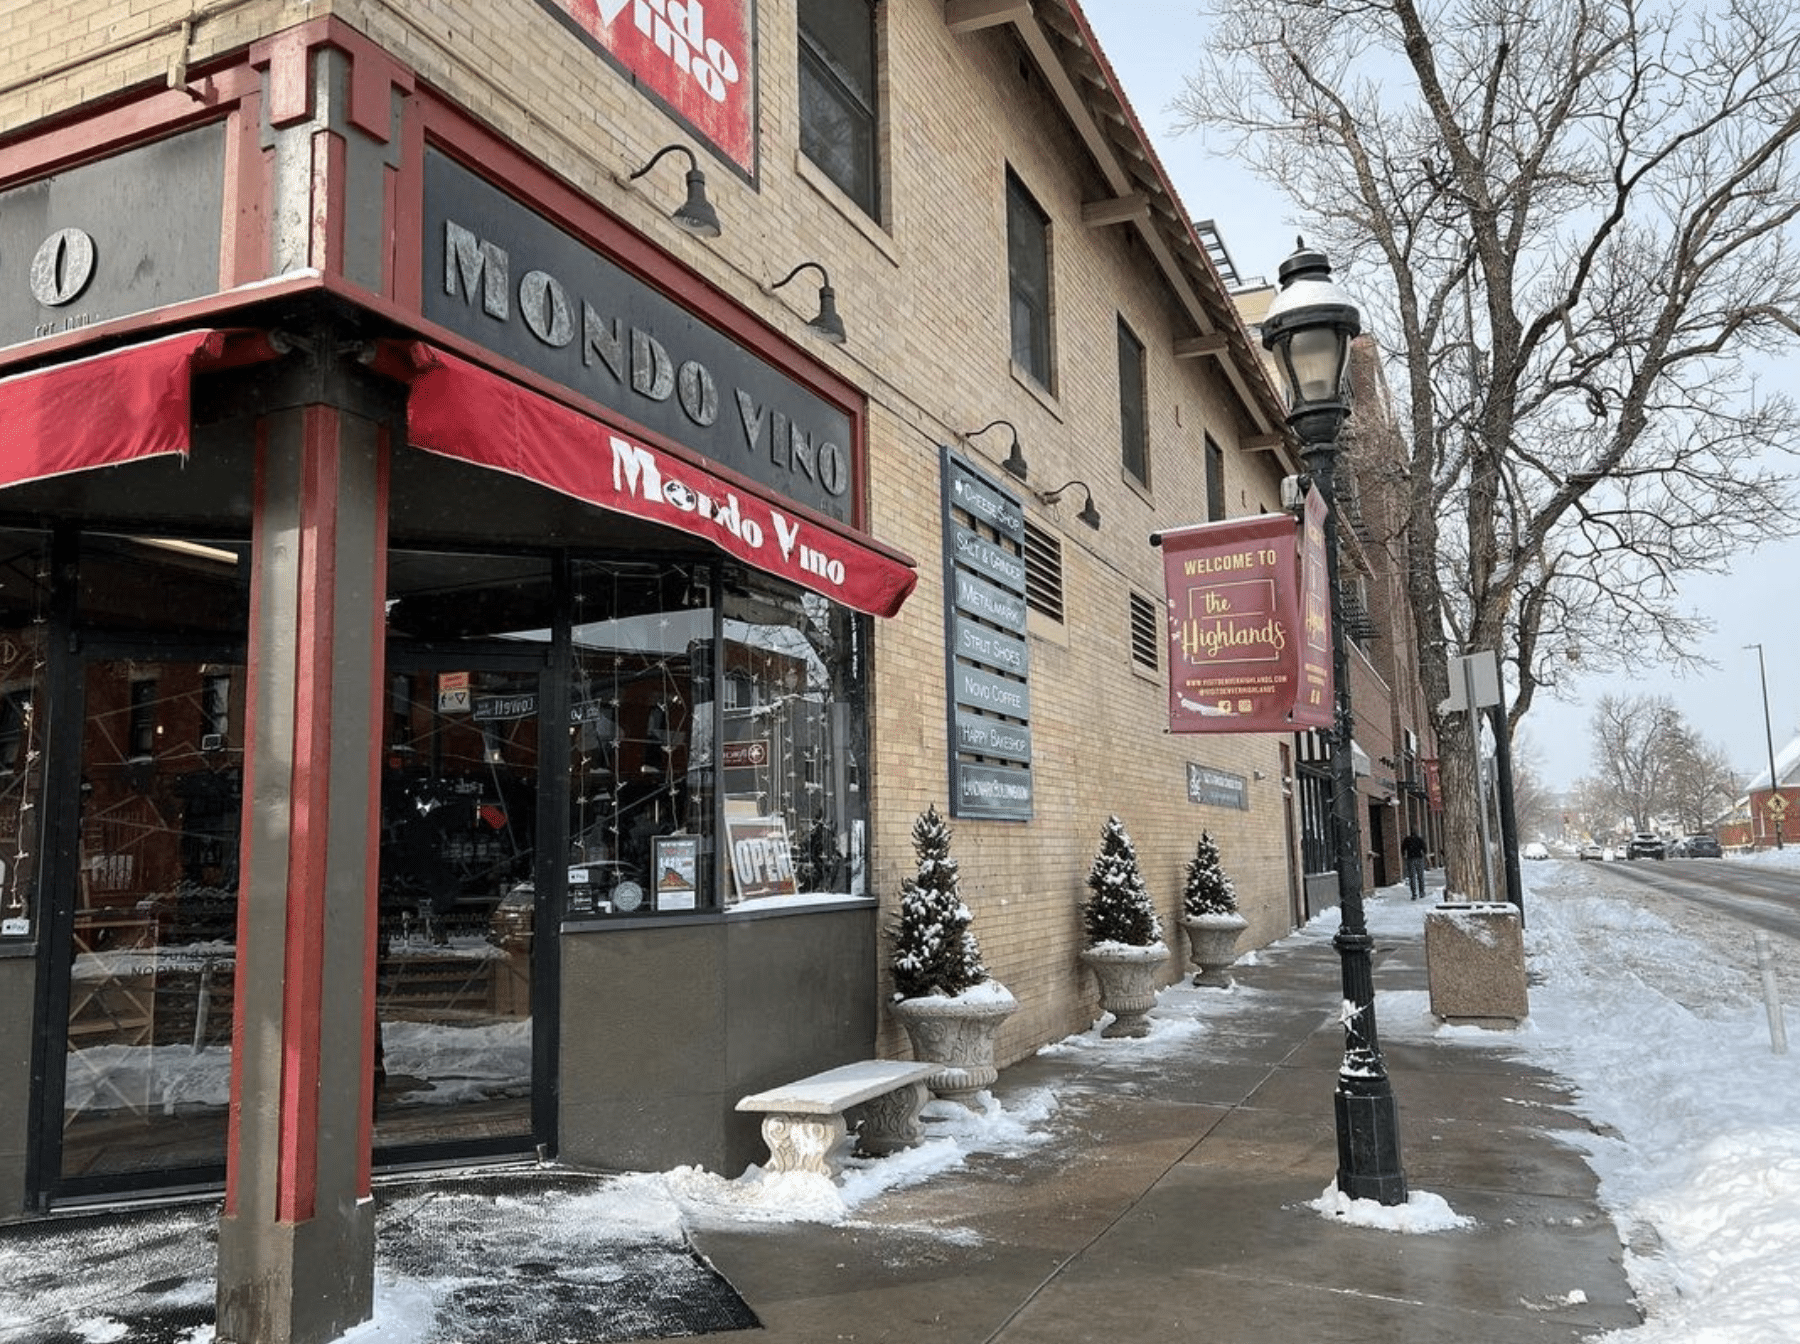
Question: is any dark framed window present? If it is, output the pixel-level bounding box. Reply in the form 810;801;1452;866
1006;171;1053;387
1205;434;1226;520
799;0;879;216
1118;318;1148;485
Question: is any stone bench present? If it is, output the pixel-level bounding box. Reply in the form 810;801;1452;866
736;1060;939;1176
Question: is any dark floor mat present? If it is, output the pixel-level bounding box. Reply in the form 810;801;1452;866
0;1172;759;1343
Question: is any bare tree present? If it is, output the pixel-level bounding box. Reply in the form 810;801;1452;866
1661;726;1742;834
1176;0;1800;897
1505;732;1554;841
1589;695;1683;830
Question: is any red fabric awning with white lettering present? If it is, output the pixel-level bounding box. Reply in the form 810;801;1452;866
401;343;918;618
0;329;228;490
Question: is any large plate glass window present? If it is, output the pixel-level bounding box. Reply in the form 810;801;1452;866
377;550;552;1156
51;532;250;1190
721;569;866;903
567;561;715;915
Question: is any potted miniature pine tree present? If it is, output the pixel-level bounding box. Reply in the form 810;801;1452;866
1179;831;1248;987
1078;815;1168;1038
887;804;1017;1105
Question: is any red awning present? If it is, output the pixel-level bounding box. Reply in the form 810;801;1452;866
401;343;918;619
0;329;231;490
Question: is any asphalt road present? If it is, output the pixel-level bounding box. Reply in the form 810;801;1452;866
1575;853;1800;943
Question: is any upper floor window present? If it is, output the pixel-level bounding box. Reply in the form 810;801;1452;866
1006;172;1053;388
1205;434;1226;520
1118;318;1148;486
799;0;878;216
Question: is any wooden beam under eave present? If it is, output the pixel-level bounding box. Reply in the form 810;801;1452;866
1173;333;1229;359
1082;193;1150;227
944;0;1034;33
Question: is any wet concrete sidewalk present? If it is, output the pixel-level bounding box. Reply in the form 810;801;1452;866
683;903;1640;1344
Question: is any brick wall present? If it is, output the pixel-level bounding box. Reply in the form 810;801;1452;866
3;0;1308;1063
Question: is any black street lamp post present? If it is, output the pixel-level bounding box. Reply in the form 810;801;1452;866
1261;240;1408;1205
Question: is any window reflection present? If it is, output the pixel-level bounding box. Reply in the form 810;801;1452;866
721;573;865;903
0;530;51;944
568;562;714;914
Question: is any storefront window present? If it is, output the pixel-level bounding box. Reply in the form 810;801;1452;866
0;529;51;950
568;561;715;915
566;561;869;913
720;571;866;904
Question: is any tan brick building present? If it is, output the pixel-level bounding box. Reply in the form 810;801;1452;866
0;1;1351;1335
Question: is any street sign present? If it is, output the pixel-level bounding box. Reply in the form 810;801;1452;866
1438;649;1501;713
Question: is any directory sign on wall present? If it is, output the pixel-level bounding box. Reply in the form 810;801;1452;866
941;449;1032;820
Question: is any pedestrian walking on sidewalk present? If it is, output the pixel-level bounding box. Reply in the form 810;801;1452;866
1402;831;1427;900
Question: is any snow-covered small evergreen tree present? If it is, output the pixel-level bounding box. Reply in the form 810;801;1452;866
1182;831;1239;918
1082;815;1162;947
891;804;988;998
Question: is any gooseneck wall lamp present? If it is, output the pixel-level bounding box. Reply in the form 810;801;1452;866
1035;480;1101;530
1261;237;1408;1207
625;143;722;238
964;419;1030;481
771;262;847;344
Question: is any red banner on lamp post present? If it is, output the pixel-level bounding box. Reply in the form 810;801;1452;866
1294;487;1335;729
1162;510;1316;733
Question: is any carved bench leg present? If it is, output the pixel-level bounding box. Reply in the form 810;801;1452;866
759;1112;848;1176
852;1081;930;1157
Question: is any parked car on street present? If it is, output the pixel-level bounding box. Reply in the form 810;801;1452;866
1627;832;1667;860
1675;834;1722;858
1522;841;1550;860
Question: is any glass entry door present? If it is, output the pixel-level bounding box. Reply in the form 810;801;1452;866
57;652;245;1185
375;661;542;1157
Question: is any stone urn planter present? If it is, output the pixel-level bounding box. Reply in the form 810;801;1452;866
890;981;1019;1106
1181;911;1248;988
1079;942;1167;1038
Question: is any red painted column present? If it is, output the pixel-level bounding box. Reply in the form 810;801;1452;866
217;402;388;1344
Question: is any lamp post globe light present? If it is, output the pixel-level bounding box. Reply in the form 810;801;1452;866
1261;240;1408;1205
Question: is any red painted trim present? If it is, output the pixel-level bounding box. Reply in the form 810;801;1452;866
219;93;268;288
224;417;274;1219
312;129;347;275
390;92;428;311
0;276;322;377
0;66;259;185
264;26;314;128
357;432;392;1194
277;405;341;1225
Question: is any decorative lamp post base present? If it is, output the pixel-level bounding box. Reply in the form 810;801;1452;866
1334;1077;1407;1204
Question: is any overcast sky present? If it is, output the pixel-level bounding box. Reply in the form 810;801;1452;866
1081;0;1800;794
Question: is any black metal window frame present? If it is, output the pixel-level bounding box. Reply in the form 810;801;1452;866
1205;433;1226;521
798;0;880;217
1006;170;1054;389
1117;317;1149;487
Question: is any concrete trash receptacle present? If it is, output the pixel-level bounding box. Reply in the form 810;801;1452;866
1425;902;1529;1024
